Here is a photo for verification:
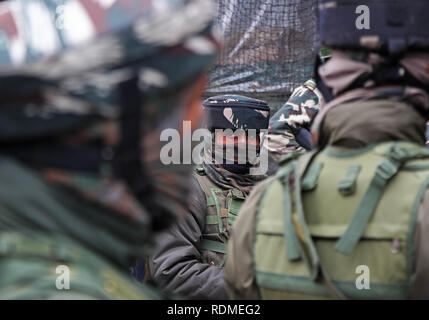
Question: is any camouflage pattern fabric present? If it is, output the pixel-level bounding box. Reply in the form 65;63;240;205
0;0;220;225
202;95;270;130
0;0;219;299
0;0;218;140
264;79;323;161
203;162;266;195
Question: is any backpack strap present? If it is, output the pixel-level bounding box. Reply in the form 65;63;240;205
276;150;321;280
277;149;348;299
336;142;429;254
278;162;301;261
194;166;217;206
194;169;223;233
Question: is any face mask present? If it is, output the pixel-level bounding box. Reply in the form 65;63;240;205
204;130;261;174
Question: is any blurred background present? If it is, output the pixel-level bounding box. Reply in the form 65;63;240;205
206;0;319;113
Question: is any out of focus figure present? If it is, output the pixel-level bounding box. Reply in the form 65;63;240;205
225;0;429;299
148;95;269;299
0;0;218;299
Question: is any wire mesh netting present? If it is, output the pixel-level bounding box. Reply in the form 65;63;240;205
206;0;320;113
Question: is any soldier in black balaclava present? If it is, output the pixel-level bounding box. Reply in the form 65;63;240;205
148;95;270;299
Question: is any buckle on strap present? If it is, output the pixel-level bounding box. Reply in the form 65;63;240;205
375;158;400;180
388;146;408;161
385;143;429;162
231;188;245;200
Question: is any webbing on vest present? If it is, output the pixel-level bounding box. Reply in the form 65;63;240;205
299;149;348;298
302;162;324;191
194;166;245;257
280;164;301;261
228;189;245;225
338;165;361;196
277;149;348;298
200;239;227;254
276;159;320;280
336;143;429;254
194;169;224;234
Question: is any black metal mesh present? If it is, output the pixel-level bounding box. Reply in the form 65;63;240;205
206;0;320;113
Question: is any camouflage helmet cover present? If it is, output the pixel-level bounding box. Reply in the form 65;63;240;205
202;95;270;131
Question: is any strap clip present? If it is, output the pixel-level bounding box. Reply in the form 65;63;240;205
338;165;361;196
376;159;400;180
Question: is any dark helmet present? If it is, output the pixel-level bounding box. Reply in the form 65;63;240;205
0;0;220;230
316;0;429;103
202;95;270;131
319;0;429;55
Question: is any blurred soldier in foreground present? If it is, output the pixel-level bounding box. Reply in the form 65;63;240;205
225;0;429;299
148;95;269;299
264;79;324;161
0;0;218;299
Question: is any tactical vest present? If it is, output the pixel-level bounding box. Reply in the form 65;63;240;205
194;166;247;267
253;141;429;299
0;232;161;300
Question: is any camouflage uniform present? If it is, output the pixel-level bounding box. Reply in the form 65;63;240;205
0;0;219;299
264;79;323;161
148;95;270;299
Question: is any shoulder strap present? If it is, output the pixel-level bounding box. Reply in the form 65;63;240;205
336;142;429;254
276;149;347;299
276;151;321;279
193;170;218;207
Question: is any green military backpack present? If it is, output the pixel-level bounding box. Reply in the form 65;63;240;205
254;141;429;299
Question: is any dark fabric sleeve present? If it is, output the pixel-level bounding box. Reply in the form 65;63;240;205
148;176;229;300
294;128;313;151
